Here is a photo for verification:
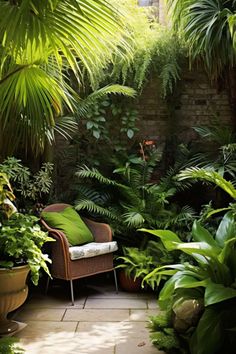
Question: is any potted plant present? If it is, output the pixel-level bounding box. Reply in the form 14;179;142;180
0;172;53;335
116;241;174;292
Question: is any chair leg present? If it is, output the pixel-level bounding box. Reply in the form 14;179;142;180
70;280;75;306
45;275;50;295
113;269;118;293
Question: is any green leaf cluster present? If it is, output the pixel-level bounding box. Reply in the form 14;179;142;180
74;146;195;246
140;211;236;354
0;337;24;354
166;0;236;79
108;0;184;97
148;312;187;354
116;241;174;286
0;0;132;156
0;157;53;210
0;213;53;285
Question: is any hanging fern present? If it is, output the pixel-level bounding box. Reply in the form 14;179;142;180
104;0;185;97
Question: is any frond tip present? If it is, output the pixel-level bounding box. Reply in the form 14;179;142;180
178;167;236;200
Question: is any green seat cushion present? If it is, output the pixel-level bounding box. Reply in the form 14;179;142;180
41;207;93;246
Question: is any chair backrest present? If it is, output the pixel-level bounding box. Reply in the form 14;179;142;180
42;203;71;213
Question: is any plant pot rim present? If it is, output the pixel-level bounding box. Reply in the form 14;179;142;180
0;264;29;271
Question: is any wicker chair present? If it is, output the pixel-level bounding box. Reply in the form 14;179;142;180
41;203;118;305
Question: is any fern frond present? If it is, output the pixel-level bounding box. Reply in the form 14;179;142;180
76;166;117;186
178;167;236;199
160;62;180;98
76;185;112;205
75;199;118;220
122;211;145;228
75;85;136;117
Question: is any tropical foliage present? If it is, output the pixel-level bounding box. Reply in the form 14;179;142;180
166;0;236;78
0;337;24;354
0;174;53;285
166;0;236;123
0;157;53;211
186;122;236;179
141;211;236;354
0;0;131;157
116;241;174;284
109;0;184;96
74;143;195;246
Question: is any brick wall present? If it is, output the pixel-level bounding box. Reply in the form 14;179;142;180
53;65;233;198
136;66;233;145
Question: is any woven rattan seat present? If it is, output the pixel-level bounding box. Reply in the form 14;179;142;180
41;203;118;305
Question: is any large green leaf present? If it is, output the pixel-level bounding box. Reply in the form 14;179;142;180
139;228;181;251
216;211;236;247
219;237;236;264
190;307;223;354
175;275;208;290
158;271;183;309
178;168;236;199
192;220;218;248
204;281;236;306
175;241;220;258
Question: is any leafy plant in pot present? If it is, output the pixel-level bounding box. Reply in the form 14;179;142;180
116;241;174;292
0;172;53;335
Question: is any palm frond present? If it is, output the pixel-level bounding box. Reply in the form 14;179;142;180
193;125;235;146
0;0;131;80
166;0;236;77
54;116;78;140
178;167;236;199
76;84;136;117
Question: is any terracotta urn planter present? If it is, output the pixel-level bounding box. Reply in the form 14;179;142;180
118;270;142;292
0;265;30;335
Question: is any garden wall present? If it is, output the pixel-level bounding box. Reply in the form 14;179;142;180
136;66;233;145
54;65;233;199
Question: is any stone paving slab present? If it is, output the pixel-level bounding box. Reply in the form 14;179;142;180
85;298;147;309
129;309;159;321
147;298;159;309
76;321;161;354
15;320;77;339
87;286;155;299
14;279;164;354
24;294;86;309
76;321;133;347
64;308;130;322
16;308;66;322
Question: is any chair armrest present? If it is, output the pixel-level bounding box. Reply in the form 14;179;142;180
82;217;112;242
41;219;69;245
40;218;72;279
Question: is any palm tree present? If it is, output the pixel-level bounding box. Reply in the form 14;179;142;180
166;0;236;120
0;0;131;158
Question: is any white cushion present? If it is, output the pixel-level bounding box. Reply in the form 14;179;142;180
69;241;118;260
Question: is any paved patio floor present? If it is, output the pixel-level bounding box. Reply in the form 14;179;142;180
13;275;165;354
